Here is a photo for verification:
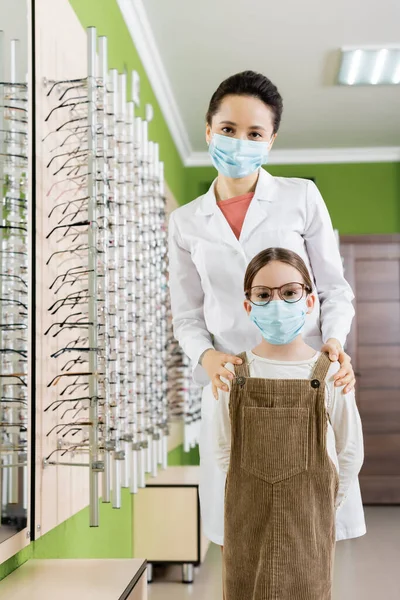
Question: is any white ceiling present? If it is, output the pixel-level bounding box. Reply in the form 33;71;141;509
129;0;400;161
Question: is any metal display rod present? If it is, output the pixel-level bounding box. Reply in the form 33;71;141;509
87;26;100;527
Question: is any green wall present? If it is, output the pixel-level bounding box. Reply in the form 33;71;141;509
0;546;33;583
69;0;186;205
33;490;133;560
168;444;200;467
185;163;400;234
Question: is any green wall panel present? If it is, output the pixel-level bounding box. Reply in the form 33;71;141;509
68;0;186;205
0;545;32;582
168;443;200;467
185;163;400;234
33;490;133;559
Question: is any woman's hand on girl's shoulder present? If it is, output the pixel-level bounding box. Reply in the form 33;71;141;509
201;349;243;400
321;338;355;394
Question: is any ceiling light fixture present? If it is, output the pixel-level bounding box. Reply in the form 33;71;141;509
370;48;388;84
338;46;400;86
393;62;400;85
347;49;362;85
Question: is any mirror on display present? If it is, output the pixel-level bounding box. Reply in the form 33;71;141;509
0;0;30;544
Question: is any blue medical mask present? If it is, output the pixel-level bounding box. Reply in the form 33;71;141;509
208;133;270;179
249;298;308;345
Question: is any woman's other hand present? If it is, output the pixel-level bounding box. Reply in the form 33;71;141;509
322;338;355;394
201;349;243;400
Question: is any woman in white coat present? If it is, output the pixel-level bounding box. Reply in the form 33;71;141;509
168;71;365;547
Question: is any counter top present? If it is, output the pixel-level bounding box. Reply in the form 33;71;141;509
146;466;200;486
0;558;147;600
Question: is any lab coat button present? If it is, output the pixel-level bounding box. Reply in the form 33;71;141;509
311;379;320;389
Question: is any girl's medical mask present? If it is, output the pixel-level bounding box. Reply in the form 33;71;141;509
249;297;308;345
208;133;270;179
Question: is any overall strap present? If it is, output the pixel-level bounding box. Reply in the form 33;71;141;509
311;352;331;384
233;352;250;379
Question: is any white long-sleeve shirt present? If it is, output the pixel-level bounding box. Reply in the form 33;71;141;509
168;168;355;386
213;351;364;509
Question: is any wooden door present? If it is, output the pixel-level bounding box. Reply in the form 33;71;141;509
341;235;400;503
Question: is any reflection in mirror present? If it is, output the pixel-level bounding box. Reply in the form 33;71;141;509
0;0;29;544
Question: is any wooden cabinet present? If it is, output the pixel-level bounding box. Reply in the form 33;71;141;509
341;235;400;503
133;466;209;583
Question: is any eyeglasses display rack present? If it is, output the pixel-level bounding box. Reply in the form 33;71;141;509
41;27;169;526
166;312;202;453
0;34;29;543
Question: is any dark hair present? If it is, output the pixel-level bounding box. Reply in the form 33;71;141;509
206;70;283;134
244;248;313;296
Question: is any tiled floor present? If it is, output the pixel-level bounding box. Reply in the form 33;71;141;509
147;507;400;600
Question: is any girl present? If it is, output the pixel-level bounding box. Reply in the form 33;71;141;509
214;248;365;600
168;70;358;548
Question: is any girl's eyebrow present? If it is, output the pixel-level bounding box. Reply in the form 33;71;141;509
219;120;236;126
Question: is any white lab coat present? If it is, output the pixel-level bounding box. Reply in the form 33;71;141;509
168;167;361;545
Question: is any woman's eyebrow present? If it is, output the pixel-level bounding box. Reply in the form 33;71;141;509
249;125;266;131
219;120;266;132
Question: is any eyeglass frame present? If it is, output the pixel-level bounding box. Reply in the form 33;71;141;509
245;282;312;306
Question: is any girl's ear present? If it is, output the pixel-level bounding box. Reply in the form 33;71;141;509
269;133;277;150
306;293;316;315
244;300;252;315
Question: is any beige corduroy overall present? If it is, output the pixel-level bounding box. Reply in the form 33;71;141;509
223;352;339;600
